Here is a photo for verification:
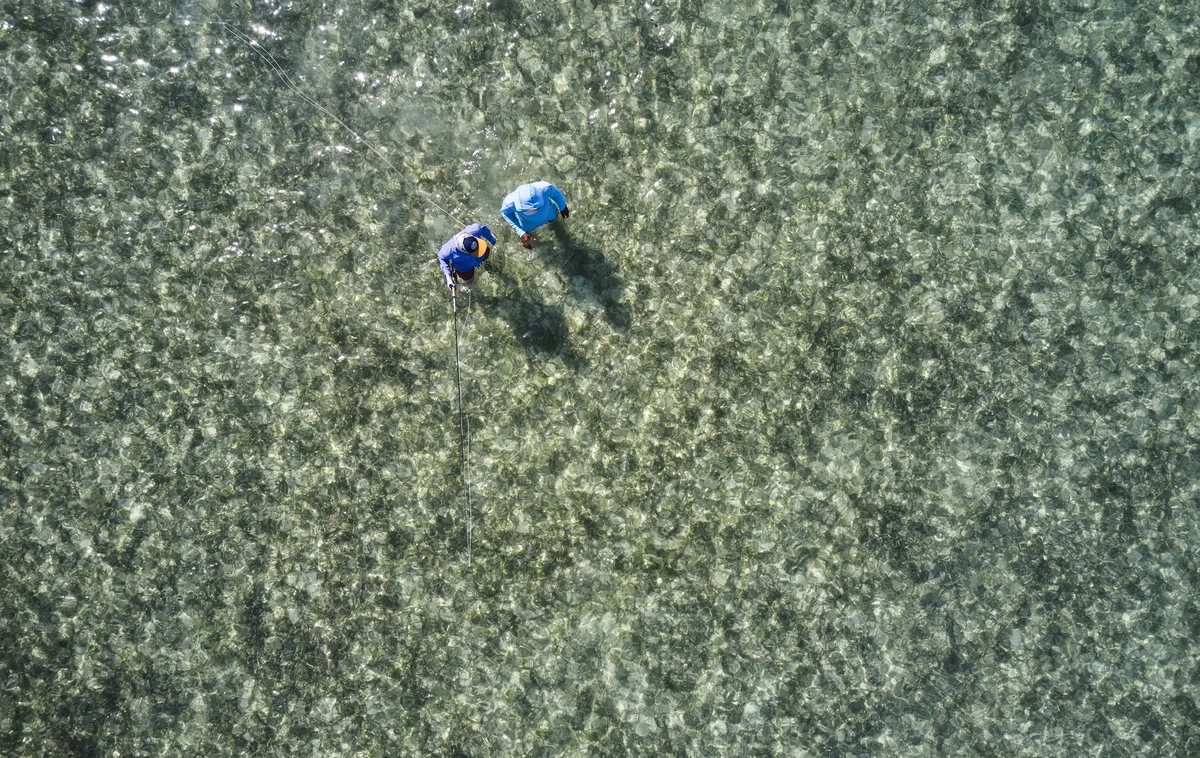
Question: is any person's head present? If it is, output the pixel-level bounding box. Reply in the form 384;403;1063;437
463;236;488;257
515;184;542;215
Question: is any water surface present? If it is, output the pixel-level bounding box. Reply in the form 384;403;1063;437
3;0;1199;755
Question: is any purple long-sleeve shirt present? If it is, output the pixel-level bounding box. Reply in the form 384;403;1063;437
438;223;497;284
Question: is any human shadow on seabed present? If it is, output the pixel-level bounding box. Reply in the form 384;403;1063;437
542;219;631;332
476;220;629;370
479;261;584;370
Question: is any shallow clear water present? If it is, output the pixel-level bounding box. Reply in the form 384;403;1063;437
3;0;1199;755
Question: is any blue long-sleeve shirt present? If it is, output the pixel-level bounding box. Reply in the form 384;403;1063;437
438;223;497;282
500;182;568;235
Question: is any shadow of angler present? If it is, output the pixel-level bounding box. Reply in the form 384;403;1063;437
481;263;584;369
546;221;631;332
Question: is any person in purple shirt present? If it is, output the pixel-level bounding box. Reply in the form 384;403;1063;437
438;223;497;291
500;181;569;249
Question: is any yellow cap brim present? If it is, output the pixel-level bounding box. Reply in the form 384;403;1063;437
474;238;489;257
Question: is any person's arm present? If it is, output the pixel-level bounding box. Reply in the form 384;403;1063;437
500;201;525;236
438;250;456;289
547;184;568;217
466;223;497;245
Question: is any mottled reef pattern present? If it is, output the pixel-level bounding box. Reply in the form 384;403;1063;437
2;0;1199;755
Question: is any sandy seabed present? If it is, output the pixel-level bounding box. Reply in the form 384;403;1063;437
2;0;1199;755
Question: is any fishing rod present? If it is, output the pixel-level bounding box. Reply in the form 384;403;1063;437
451;280;473;565
217;19;478;563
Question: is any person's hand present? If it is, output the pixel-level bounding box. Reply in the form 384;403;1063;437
521;233;533;249
446;276;456;291
561;207;570;218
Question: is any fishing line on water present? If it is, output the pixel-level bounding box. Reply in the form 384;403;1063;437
452;287;474;565
215;19;478;563
210;20;468;228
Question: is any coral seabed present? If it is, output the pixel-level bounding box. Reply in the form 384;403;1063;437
2;0;1199;755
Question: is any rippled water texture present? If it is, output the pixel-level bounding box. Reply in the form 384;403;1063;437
3;0;1200;755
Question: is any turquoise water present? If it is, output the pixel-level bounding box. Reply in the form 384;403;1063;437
3;0;1199;754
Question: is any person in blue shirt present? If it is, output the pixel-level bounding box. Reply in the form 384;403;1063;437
438;223;497;290
500;181;569;249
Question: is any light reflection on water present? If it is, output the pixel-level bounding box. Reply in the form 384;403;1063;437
2;0;1199;755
